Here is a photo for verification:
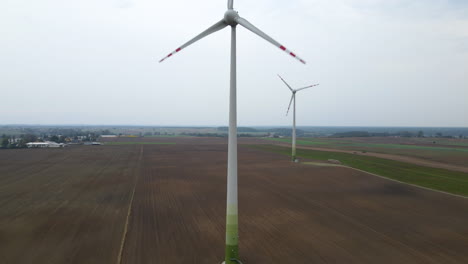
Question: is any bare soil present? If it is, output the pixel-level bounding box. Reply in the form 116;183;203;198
121;137;468;263
0;145;143;264
1;137;467;264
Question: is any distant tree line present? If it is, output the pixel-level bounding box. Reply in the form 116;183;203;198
265;128;306;137
1;134;38;149
1;126;466;143
0;127;115;149
179;132;260;138
181;132;226;137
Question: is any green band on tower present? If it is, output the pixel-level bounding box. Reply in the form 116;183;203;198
225;204;239;263
225;244;239;264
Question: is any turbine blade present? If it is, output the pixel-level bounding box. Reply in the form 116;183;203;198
286;94;294;116
159;19;227;63
296;84;319;92
228;0;233;9
278;74;293;92
236;17;306;64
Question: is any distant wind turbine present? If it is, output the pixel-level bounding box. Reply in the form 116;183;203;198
159;1;306;263
278;74;319;162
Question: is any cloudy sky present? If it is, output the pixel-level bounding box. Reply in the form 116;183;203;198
1;0;467;127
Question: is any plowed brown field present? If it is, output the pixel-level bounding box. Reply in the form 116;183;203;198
0;145;143;264
1;137;467;264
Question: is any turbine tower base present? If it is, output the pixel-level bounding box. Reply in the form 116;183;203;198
222;259;243;264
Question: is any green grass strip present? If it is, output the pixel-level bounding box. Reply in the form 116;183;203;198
103;142;175;145
264;137;468;152
249;144;468;197
144;135;191;137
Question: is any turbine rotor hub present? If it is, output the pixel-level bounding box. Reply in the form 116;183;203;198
224;10;239;26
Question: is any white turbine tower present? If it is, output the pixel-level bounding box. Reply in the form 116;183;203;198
278;75;319;162
159;1;306;263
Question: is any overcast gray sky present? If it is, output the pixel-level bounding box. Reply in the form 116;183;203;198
1;0;467;127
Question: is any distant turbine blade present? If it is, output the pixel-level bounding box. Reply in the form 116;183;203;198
278;74;293;92
286;94;294;116
296;83;319;92
236;17;306;64
159;19;227;63
228;0;233;9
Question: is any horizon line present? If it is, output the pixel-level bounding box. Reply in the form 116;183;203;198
1;124;467;129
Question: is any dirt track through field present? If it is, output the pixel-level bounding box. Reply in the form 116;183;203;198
0;146;142;264
120;138;468;264
116;146;144;264
270;141;468;173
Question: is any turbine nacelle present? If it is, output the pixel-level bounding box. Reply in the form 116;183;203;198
278;75;319;116
224;10;239;26
159;8;307;64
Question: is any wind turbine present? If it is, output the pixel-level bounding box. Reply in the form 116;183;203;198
159;1;306;263
278;75;319;162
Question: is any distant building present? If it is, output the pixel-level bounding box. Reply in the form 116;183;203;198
26;141;64;148
101;135;117;138
83;141;102;145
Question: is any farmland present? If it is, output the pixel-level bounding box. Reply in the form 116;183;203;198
102;141;176;145
0;145;142;263
1;137;467;263
265;137;468;168
251;144;468;196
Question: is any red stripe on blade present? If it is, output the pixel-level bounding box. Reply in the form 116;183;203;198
176;48;181;52
290;52;296;57
280;46;286;51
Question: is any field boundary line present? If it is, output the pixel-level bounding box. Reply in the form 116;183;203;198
342;166;467;199
116;146;143;264
268;141;468;173
300;160;467;199
251;143;467;199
